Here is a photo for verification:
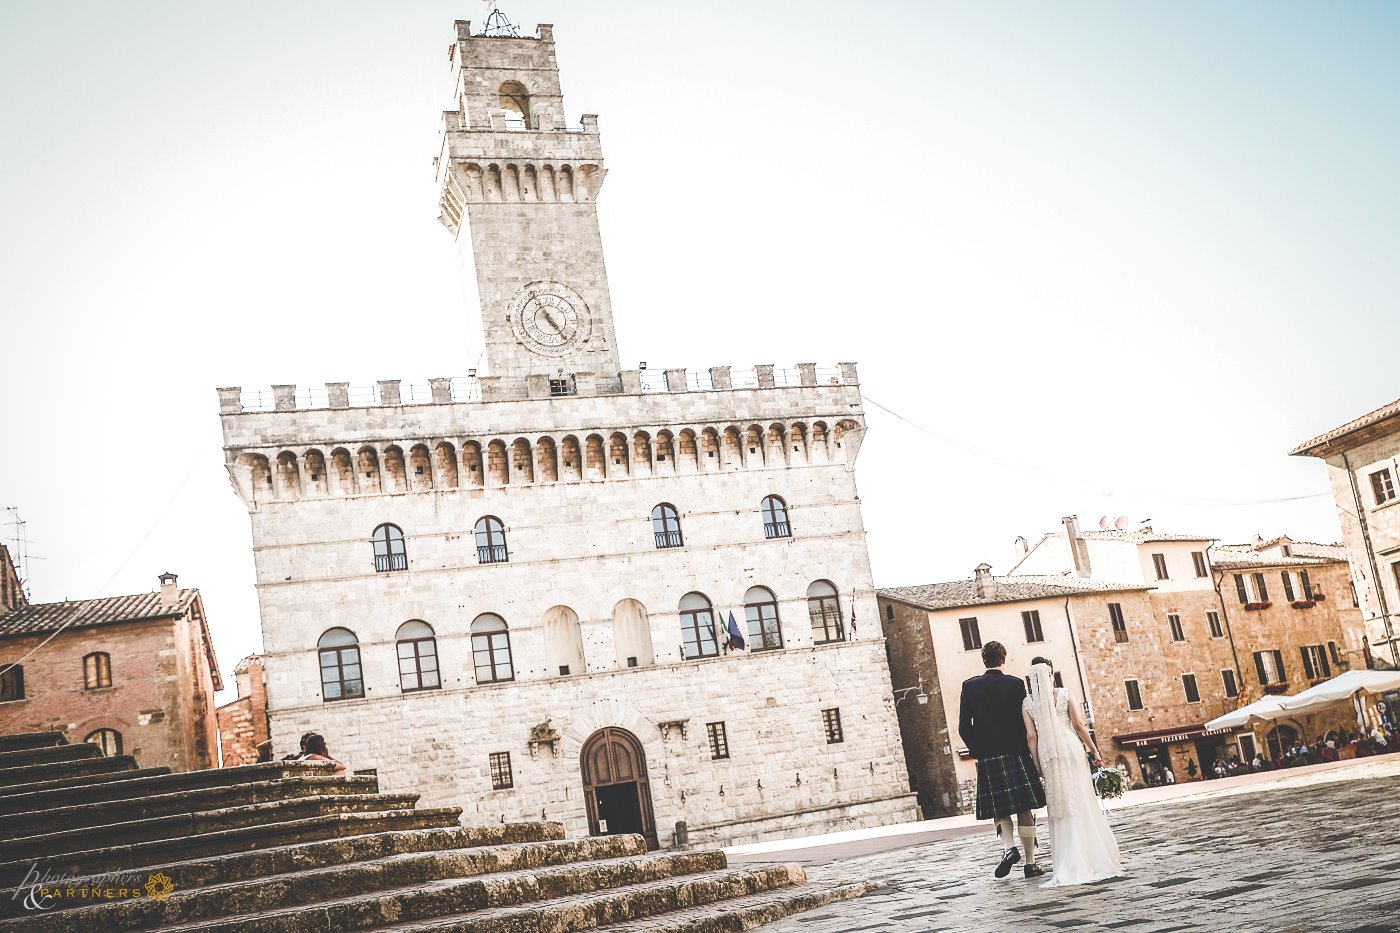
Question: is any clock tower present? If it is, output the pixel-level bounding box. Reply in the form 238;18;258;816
436;18;621;394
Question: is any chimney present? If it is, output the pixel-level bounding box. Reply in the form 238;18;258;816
158;571;179;605
974;563;995;600
1014;536;1028;559
1062;515;1092;579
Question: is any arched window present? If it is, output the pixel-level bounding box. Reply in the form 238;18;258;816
396;620;439;693
84;652;112;689
652;503;683;549
85;728;122;757
318;627;364;702
499;80;532;128
475;516;509;564
0;664;23;702
543;605;585;676
808;580;845;644
744;586;783;651
471;614;514;683
371;523;407;573
679;592;718;660
761;495;791;538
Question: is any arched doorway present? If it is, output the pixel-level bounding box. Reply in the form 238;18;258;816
580;727;658;850
1266;723;1301;760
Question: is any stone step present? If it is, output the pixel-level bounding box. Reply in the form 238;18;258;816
154;857;796;933
594;880;881;932
0;823;566;917
11;834;654;929
0;741;100;769
0;807;465;883
0;793;424;862
0;767;173;808
356;863;809;933
0;754;138;788
0;774;375;838
0;731;67;752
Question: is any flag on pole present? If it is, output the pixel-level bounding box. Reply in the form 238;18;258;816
725;611;747;652
848;591;857;640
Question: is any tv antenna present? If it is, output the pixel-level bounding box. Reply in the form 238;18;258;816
2;507;42;599
480;1;521;37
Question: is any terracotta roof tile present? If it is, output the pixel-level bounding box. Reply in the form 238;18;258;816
0;589;198;638
880;575;1152;611
1292;396;1400;456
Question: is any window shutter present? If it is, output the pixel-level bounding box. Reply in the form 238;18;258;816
1282;573;1295;602
1235;575;1249;604
1319;648;1331;678
1254;652;1267;685
1274;650;1286;683
1254;574;1269;602
1300;571;1312;599
1300;647;1314;680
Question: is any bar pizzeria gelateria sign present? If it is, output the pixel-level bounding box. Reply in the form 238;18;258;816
1115;725;1238;749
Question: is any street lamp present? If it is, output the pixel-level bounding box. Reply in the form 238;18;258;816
894;677;929;706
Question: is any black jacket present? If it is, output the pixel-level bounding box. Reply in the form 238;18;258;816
958;668;1030;760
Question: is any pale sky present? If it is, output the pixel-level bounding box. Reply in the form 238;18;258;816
2;2;1398;700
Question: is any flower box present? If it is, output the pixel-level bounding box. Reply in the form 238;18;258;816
1313;594;1327;602
1291;600;1316;609
1245;601;1272;611
1262;682;1290;695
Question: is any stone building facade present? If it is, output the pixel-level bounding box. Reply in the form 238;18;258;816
0;572;223;771
1292;396;1400;668
881;520;1368;808
216;653;270;766
215;18;917;849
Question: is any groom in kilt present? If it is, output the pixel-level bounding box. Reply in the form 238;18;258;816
958;640;1047;878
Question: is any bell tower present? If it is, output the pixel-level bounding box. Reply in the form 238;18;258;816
436;16;621;395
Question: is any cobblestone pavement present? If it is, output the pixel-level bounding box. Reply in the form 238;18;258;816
758;759;1400;933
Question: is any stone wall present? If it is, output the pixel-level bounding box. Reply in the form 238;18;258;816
877;597;958;818
217;654;269;766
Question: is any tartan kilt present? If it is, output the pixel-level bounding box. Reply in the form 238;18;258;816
974;752;1047;820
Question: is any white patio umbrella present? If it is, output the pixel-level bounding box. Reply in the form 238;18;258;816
1276;670;1400;719
1204;694;1293;732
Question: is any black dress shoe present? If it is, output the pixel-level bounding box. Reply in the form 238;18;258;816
1024;863;1046;879
994;847;1021;878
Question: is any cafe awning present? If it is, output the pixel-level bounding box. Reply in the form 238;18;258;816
1114;723;1239;748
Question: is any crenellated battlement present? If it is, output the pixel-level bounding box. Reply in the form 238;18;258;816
218;363;859;415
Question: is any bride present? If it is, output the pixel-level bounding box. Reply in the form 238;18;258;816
1021;658;1123;886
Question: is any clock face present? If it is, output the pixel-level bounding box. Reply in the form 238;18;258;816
508;282;590;357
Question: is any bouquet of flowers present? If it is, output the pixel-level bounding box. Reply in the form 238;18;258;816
1091;765;1129;800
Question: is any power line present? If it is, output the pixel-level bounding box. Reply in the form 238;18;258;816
0;447;209;681
861;394;1330;509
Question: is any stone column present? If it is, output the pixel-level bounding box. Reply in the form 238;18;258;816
216;387;243;414
377;380;402;406
839;362;860;384
326;383;350;409
756;364;776;388
272;385;297;411
709;366;732;390
796;363;818;386
665;368;688;393
429;377;453;403
620;370;643;394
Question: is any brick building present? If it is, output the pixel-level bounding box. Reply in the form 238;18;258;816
214;18;916;848
1292;396;1400;667
0;571;223;771
881;519;1368;811
216;653;270;766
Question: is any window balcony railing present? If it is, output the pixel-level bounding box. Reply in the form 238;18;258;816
478;545;509;564
374;553;408;573
655;531;684;549
763;521;791;539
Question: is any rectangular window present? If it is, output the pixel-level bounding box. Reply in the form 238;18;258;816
1221;669;1239;698
1281;572;1295;602
1254;650;1287;686
0;665;23;703
84;653;112;690
959;617;982;651
489;751;513;790
548;376;577;397
1053;671;1064;688
1252;573;1269;602
1021;609;1044;643
1234;574;1250;604
1168;613;1185;642
1206;611;1224;638
1108;603;1128;643
707;721;729;760
1328;641;1341;666
1125;679;1144;711
1152;553;1169;580
1371;468;1396;506
1192;551;1209;578
822;708;844;744
320;647;364;701
1182;673;1200;703
1300;645;1332;681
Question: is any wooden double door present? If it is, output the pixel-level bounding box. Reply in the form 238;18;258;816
580;727;659;850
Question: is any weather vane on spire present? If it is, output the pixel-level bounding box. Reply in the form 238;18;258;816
480;0;521;37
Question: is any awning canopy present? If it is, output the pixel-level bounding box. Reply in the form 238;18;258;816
1114;723;1239;748
1277;670;1400;717
1204;694;1293;732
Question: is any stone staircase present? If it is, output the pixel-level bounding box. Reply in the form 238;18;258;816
0;732;874;931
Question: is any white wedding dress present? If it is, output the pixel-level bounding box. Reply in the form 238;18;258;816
1024;666;1123;887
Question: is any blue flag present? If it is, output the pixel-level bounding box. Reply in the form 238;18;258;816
726;611;746;652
